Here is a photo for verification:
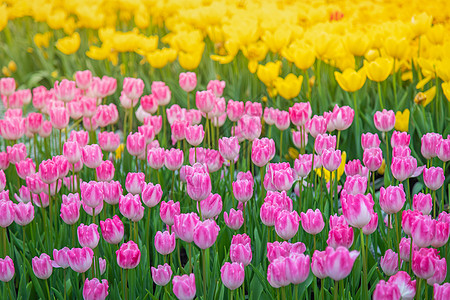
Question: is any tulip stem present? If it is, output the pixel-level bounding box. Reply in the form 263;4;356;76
206;114;210;149
336;130;341;150
394;213;401;267
393;59;398;108
320;279;324;300
433;190;437;218
377;82;384;109
59;129;62;155
189;242;192;273
441;161;446;213
406;178;411;209
63;269;66;300
171;171;175;198
329;171;333;214
187;92;190;110
360;228;368;300
333;280;338;300
281;286;286;300
313;235;316;253
352;92;361;158
202;249;207;299
279;130;283;162
416;278;422;298
125;269;128;300
230;289;233;300
1;227;6;257
230;162;235;207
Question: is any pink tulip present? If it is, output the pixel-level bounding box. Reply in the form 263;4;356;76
154;231;176;255
144;115;162;135
160;200;180;226
373;280;401;300
343;175;367;195
434;283;450;300
80;181;104;209
126;132;145;157
26;112;43;134
147;147;165;169
75;70;92;90
345;159;369;178
186;168;211;201
327;224;354;249
412;193;432;215
391;131;410;148
151;264;173;286
193;219;220;249
164;149;184;171
289;102;312;127
361;132;381;150
0;256;14;282
0;77;15;96
63;141;82;164
294;154;312;178
52;155;70;179
411;247;439;279
322;148;341;172
77;223;100;249
251;138;275;167
266;241;306;263
275;110;290;131
388;271;416;299
380;249;400;276
7;143;27;165
198;193;222;219
314;134;336;155
179;72;197;93
394;146;412;157
171;120;188;144
103;181;123;205
423;167;444;191
0;117;26;140
264;163;294;192
218;136;240;161
275;210;300;240
232;177;253;203
301;209;325;235
116;241;141;269
14;186;31;203
286;253;310;285
54;79;76;102
68;130;89;147
52;247;70;269
374;109;395;132
311;250;327;279
96;160;115;182
195;90;215;114
32;253;53;279
421;132;442;159
331;105;354;131
411;215;435;248
49;107;69;130
142;183;162;208
379;184;406;214
14;202;34;226
399;237;418;262
82;145;103;169
401;210;423;236
83;278;109;300
229;234;252;266
362;147;383;172
306;115;327;138
0;170;5;192
207;80;225;97
436;137;450;162
172;274;196;300
224;209;244;230
220;262;245;290
185;125;204;146
152;81;171;106
125;172;145;195
119;194;144;222
341;192;374;228
292;130;308;149
238;115;261;141
100;215;124;245
390;156;417;182
432;220;450;248
141;94;158;114
267;257;289;288
60;193;81;225
244;101;262;117
38;159;59;184
98;132;120;152
0;152;9;170
123;77;144;100
324;246;359;281
15;158;36;180
227;99;244;122
427;256;447;285
362;212;378;235
0;200;15;228
173;213;200;243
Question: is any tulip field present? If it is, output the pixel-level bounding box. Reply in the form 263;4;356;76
1;1;450;300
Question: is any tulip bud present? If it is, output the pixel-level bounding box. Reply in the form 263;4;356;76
172;274;196;300
151;264;173;286
32;253;53;280
116;241;141;269
221;262;245;290
83;278;109;300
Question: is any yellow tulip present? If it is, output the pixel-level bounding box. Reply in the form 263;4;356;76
377;159;386;175
34;32;52;49
364;57;393;82
242;41;268;73
365;50;380;62
0;4;8;32
335;55;355;72
115;144;125;160
315;151;347;182
426;24;445;45
135;9;150;29
274;74;303;100
56;32;80;55
262;25;292;54
414;86;436;107
47;10;67;30
384;36;408;60
441;82;450;102
343;32;371;57
2;67;10;77
179;49;204;70
138;36;159;53
334;68;366;92
146;49;172;69
257;61;282;87
436;59;450;82
8;61;17;73
292;47;315;71
411;13;432;37
394;109;410;132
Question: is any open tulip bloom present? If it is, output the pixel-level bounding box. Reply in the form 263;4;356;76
1;5;450;296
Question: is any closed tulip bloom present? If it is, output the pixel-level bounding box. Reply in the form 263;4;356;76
53;248;71;269
60;193;81;225
7;143;27;165
401;210;423;236
238;115;261;141
198;193;222;219
149;82;170;106
14;202;34;226
230;234;252;266
0;256;14;282
334;68;366;92
275;210;300;240
286;254;310;285
119;194;144;222
361;132;381;150
361;211;378;234
26;112;43;133
227;99;244;122
125;172;145;195
412;193;432;215
32;253;53;280
140;95;158;115
399;237;418;262
331;105;354;131
306;115;327;138
154;231;176;255
329;214;348;229
388;271;416;300
260;202;282;227
434;283;450;300
311;250;327;279
341;192;374;228
122;77;144;101
69;130;89;147
218;137;240;161
80;181;104;208
82;145;103;169
267;257;289;288
327;224;354;249
343;175;368;195
423;167;444;191
412;247;439;279
63;141;82;164
15;158;35;180
0;152;9;170
173;213;200;243
116;241;141;269
49;107;70;130
142;183;163;208
77;223;100;249
391;131;410;148
207;80;225;97
373;280;401;300
54;79;75;102
172;274;196;300
264;163;295;192
0;77;15;96
381;249;401;276
363;147;383;172
98;132;120;152
164;149;184;171
0;117;26;140
147;147;165;169
184;125;204;147
421;133;442;159
379;184;406;214
436;137;450;162
193;219;220;249
221;262;245;290
186;171;211;201
390;156;417;182
82;278;109;300
251;138;275;167
322;149;341;172
432;220;450;248
289;102;312;127
126;133;145;157
264;107;278;125
75;70;92;90
151;264;172;286
103;181;122;205
374;109;395;132
292;129;308;149
160;200;180;226
392;146;412;158
14;186;31;203
315;134;336;155
266;241;306;263
179;72;197;92
345;159;369;178
244;101;262;117
324;246;359;281
96;160;115;182
427;257;447;285
294;154;312;178
100;215;124;245
301;209;325;235
275;110;290;131
224;209;244;230
411;215;435;248
195;90;215;114
38;159;59;184
53;155;70;179
232;178;253;203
